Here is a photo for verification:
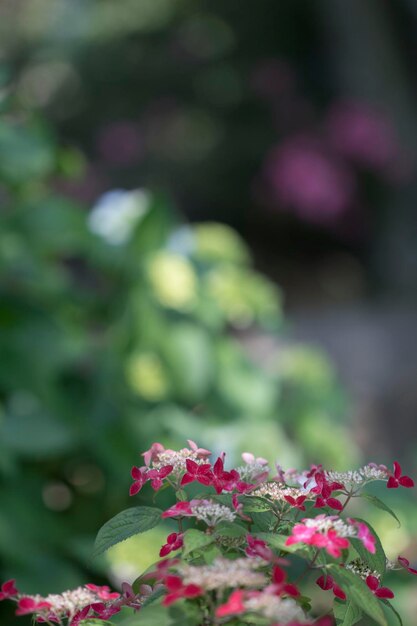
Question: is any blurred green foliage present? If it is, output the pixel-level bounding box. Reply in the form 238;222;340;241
0;95;355;620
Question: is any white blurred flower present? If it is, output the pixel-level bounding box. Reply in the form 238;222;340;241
88;189;150;245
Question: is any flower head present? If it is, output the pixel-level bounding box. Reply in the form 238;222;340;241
162;576;202;606
387;462;414;489
159;533;184;557
366;575;394;599
0;580;18;601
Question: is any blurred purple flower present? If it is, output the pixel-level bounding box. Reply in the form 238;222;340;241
96;121;143;166
326;102;400;173
264;135;356;223
251;59;296;101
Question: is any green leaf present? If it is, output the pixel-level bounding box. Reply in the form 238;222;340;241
242;496;272;512
0;123;54;184
141;587;166;608
169;600;203;626
128;603;171;626
350;519;386;576
214;522;247;538
249;511;275;532
92;506;162;559
382;600;403;626
183;529;214;556
202;543;222;564
162;324;214;402
329;565;388;626
334;597;362;626
361;494;401;528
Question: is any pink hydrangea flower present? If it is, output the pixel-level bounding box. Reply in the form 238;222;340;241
159;532;184;557
0;579;18;601
162;576;202;606
180;459;212;486
316;574;346;600
215;589;245;617
366;575;394;599
398;556;417;575
161;501;193;518
15;597;51;616
387;462;414;489
246;535;274;561
85;584;120;601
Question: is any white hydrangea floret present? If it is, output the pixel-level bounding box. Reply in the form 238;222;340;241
180;557;266;590
190;500;236;526
88;189;150;245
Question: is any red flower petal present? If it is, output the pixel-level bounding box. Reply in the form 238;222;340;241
183;584;202;598
129;482;142;496
159;465;174;478
180;473;195;486
366;575;379;591
399;475;414;488
284;496;296;506
185;459;198;473
375;587;394;599
197;474;213;486
316;575;333;591
131;466;144;480
165;576;183;592
272;566;286;584
393;461;402;479
387;476;399;489
333;584;346;600
327;498;343;511
159;544;172;557
283;583;299;597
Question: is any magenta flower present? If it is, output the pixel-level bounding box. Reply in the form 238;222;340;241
316;574;346;600
269;565;299;597
85;584;120;600
161;501;193;518
354;521;376;554
142;442;165;466
187;439;211;458
89;602;121;620
387;462;414;489
246;535;274;561
326;102;400;172
264;135;355;223
16;597;51;616
129;466;148;496
147;465;173;490
286;523;318;546
284;495;307;511
180;459;212;486
317;530;350;559
210;457;252;494
159;532;184;557
70;606;92;626
162;576;202;606
286;523;349;558
0;579;18;601
309;472;344;511
366;575;394;599
215;590;245;617
398;556;417;575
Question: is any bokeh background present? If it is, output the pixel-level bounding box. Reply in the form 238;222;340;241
0;1;416;624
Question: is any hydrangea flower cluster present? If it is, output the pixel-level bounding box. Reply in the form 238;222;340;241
1;441;416;626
